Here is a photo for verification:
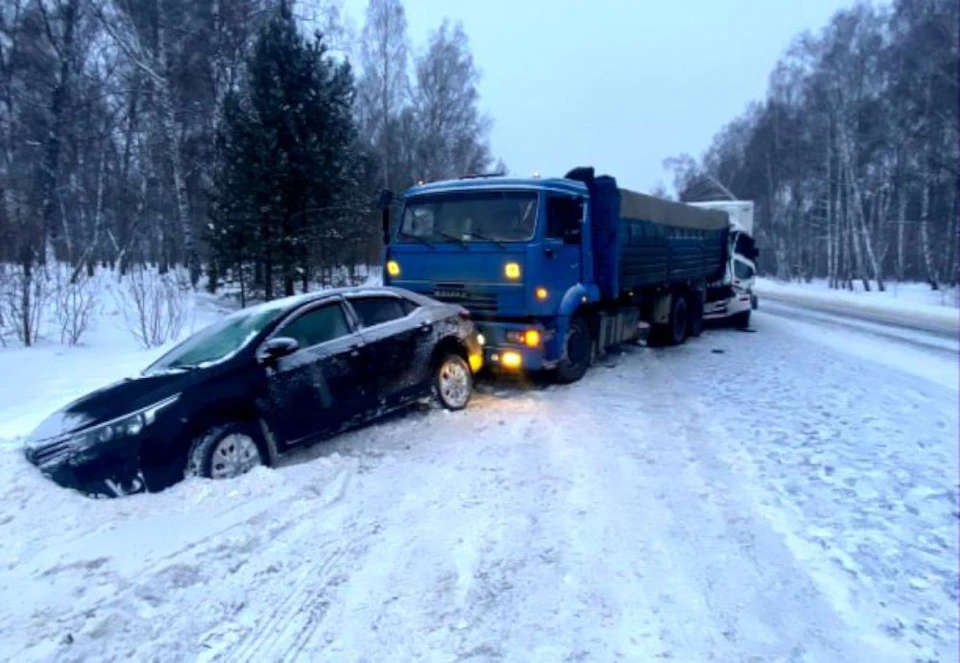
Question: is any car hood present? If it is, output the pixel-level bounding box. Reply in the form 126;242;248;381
26;370;195;442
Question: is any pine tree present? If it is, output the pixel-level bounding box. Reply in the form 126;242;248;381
211;0;364;301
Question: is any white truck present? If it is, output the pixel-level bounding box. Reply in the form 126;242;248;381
690;200;758;328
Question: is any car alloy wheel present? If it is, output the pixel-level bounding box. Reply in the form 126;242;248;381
209;433;262;479
437;355;472;411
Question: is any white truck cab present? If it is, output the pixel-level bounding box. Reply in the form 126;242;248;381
689;200;758;327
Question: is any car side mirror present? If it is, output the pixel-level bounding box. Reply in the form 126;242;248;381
258;337;299;364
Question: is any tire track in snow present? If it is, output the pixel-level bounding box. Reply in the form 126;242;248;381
511;353;901;662
220;529;371;663
9;469;355;662
616;348;907;662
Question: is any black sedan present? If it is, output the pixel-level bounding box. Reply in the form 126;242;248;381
23;286;484;497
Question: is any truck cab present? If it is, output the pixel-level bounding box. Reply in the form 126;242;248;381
689;200;759;326
382;176;597;375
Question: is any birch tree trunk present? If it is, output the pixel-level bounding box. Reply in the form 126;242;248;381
39;0;81;264
826;129;836;288
919;179;940;289
896;187;907;282
838;122;884;290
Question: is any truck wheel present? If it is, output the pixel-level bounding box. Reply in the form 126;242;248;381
732;310;751;329
554;317;591;384
688;295;704;338
668;295;688;345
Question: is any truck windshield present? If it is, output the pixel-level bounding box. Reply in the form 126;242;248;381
399;191;538;244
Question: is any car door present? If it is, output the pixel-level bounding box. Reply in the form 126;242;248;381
263;299;374;447
344;294;433;409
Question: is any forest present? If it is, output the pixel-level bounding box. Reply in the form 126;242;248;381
665;0;958;292
0;0;496;344
1;0;956;348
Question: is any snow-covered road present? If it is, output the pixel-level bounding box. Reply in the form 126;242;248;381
0;310;956;662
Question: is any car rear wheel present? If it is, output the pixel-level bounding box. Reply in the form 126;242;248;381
435;354;473;411
186;422;265;480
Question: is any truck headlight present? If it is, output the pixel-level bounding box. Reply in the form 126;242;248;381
504;262;521;280
507;330;540;347
501;351;522;369
386;260;400;277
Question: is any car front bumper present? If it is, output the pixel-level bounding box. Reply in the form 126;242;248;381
24;439;149;498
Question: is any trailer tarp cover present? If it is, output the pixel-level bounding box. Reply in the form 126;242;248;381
619;188;729;231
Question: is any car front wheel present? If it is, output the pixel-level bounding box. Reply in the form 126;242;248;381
186;421;265;480
435;354;473;411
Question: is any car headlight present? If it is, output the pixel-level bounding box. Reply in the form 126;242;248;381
72;394;180;452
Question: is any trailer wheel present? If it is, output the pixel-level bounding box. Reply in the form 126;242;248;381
554;317;591;384
668;295;688;345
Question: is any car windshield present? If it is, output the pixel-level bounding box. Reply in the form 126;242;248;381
398;191;538;244
143;305;287;374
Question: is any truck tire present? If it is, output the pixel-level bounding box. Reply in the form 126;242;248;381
688;294;704;338
554;317;591;384
668;295;688;345
732;310;751;329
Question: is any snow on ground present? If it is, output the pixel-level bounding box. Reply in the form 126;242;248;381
0;273;229;440
0;293;957;661
754;277;958;334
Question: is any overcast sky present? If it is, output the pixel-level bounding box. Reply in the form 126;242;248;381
340;0;852;193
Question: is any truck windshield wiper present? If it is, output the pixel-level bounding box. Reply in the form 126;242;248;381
398;231;433;248
433;231;468;248
462;231;505;248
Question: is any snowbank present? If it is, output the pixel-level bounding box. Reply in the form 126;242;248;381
754;278;958;334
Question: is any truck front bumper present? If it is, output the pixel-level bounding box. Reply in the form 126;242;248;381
475;320;559;373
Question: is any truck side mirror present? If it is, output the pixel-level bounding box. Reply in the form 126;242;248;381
377;189;394;246
376;189;394;210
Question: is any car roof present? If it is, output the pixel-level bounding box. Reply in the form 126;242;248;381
240;285;432;316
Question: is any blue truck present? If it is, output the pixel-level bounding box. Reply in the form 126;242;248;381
378;166;755;383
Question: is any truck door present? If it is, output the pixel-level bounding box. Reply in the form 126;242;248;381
542;194;584;287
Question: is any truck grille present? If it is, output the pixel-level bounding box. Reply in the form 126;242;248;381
432;285;499;313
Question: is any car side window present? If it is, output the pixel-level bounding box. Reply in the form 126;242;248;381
279;302;351;348
348;296;408;327
400;298;420;316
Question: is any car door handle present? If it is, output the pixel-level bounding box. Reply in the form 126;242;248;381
349;342;365;357
418;322;431;334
